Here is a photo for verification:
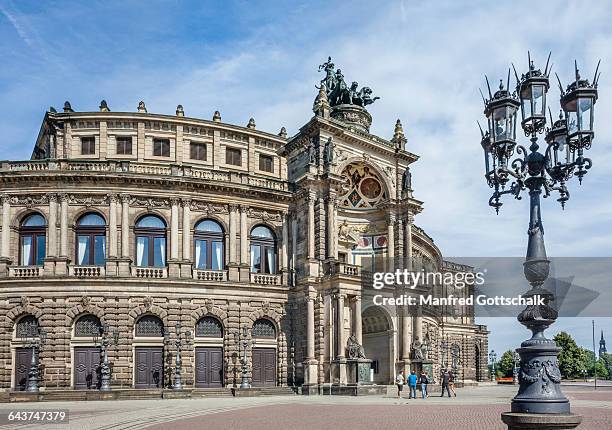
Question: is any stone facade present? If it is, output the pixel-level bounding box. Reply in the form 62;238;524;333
0;85;487;392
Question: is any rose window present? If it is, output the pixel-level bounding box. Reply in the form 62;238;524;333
339;163;386;209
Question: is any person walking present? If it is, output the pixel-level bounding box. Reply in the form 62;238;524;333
395;370;405;399
440;370;451;398
448;371;457;397
407;370;418;399
420;371;429;399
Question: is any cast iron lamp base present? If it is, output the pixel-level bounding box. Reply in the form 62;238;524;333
501;412;582;430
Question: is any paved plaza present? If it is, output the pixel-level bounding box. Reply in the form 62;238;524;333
0;384;610;430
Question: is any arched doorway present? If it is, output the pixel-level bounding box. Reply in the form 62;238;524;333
362;306;392;384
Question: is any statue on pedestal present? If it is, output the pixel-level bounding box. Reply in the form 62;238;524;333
412;337;424;360
346;334;366;359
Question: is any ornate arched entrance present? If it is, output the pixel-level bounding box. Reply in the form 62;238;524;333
362;306;393;384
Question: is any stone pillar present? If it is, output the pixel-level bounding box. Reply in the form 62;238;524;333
281;212;289;285
326;192;337;259
118;194;131;276
239;205;249;281
182;199;191;260
181;198;192;278
120;194;130;258
228;204;237;264
387;213;395;258
405;213;414;271
307;191;315;259
414;306;423;342
290;216;297;286
169;198;180;277
47;194;57;258
402;306;412;361
336;294;345;359
108;194;118;258
352;296;363;346
0;195;11;276
303;295;318;389
1;195;10;259
58;193;69;259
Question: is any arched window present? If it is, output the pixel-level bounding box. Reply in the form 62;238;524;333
16;315;39;338
194;219;224;270
19;213;46;266
76;213;106;266
135;315;164;337
135;215;166;267
195;316;223;338
250;225;276;274
74;314;102;337
253;319;276;339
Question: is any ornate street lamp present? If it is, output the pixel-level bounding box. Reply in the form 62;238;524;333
234;325;253;389
93;322;119;391
479;53;600;429
489;350;497;382
19;325;47;392
512;351;520;385
440;340;449;370
171;322;192;390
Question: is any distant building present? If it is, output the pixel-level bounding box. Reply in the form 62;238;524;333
600;330;607;358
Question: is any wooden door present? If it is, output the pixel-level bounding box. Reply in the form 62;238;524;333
135;347;164;388
74;347;100;389
195;347;223;388
15;348;33;391
252;347;276;387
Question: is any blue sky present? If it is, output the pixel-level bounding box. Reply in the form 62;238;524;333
1;0;611;356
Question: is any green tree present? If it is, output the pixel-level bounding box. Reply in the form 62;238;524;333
498;350;516;377
554;332;588;379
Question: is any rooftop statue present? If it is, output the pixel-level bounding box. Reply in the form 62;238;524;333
317;57;380;108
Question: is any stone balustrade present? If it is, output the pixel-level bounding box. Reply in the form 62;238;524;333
131;267;167;279
8;266;43;278
250;273;281;285
193;269;228;281
69;265;105;277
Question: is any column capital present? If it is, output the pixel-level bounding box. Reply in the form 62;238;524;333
387;212;397;223
1;194;10;205
46;193;58;203
306;190;317;203
326;190;337;201
405;212;415;224
107;193;119;203
181;197;192;207
170;197;181;206
228;203;239;212
239;204;249;214
120;193;131;204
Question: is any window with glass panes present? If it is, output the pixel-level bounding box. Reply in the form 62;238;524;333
135;215;167;267
19;214;46;266
153;138;170;157
116;136;133;155
81;136;96;155
190;142;207;161
194;219;224;270
259;154;274;173
75;213;106;266
249;225;277;274
225;147;241;166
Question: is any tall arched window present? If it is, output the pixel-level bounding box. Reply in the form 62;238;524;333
19;213;46;266
250;225;276;274
76;213;106;266
194;219;224;270
135;215;166;267
74;314;102;337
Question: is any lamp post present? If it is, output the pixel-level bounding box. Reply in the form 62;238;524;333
93;322;119;391
19;324;47;392
440;340;448;371
479;53;600;429
512;351;520;385
234;325;252;389
171;322;192;390
489;350;497;382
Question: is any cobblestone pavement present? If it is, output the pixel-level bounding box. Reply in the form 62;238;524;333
0;385;609;430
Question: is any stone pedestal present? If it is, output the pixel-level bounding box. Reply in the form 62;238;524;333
410;359;433;376
228;264;240;282
105;258;119;277
180;260;192;278
167;260;181;278
331;359;347;385
117;258;131;277
501;412;582;430
303;359;318;385
239;265;250;282
346;358;372;385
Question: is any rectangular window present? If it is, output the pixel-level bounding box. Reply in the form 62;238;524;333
190;142;207;161
211;241;223;270
81;137;96;155
20;236;32;266
259;154;274;173
153;138;170;157
136;236;148;267
225;148;241;166
195;239;207;269
116;136;133;155
77;235;91;265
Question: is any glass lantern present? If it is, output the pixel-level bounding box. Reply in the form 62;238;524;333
561;75;598;146
518;74;549;130
484;83;520;165
545;112;570;166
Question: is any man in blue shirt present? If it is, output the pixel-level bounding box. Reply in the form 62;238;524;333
407;370;418;399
